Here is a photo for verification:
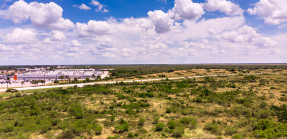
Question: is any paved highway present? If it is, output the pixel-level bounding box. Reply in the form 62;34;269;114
0;73;265;92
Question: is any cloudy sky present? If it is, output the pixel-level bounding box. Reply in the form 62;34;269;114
0;0;286;65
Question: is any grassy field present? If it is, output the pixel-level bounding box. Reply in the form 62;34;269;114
0;68;286;139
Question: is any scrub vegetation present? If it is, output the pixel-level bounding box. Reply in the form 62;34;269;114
0;65;287;138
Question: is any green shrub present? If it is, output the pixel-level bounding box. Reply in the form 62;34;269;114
15;93;22;97
232;134;243;139
69;104;84;119
138;118;145;126
179;117;197;129
225;127;238;136
155;123;164;131
51;119;61;126
115;119;129;133
107;135;119;139
182;108;193;115
153;117;159;124
92;124;102;135
254;119;277;131
204;122;221;135
4;124;14;133
166;108;172;113
168;120;177;129
254;123;287;138
194;97;203;103
244;75;257;81
272;104;287;122
128;133;134;138
111;115;116;122
58;129;75;139
172;126;184;138
40;125;51;134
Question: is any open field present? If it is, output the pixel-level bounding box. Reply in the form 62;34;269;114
0;67;286;138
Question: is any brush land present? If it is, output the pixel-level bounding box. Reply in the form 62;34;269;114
0;65;287;139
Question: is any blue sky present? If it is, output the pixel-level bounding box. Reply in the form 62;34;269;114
0;0;286;65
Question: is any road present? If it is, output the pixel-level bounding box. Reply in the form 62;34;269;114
0;73;265;92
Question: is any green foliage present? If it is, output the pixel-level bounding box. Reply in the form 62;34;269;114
115;119;129;133
69;104;84;119
138;118;145;127
204;122;221;135
244;75;258;81
232;134;243;139
271;104;287;122
179;117;197;129
3;124;14;133
51;119;61;126
167;120;177;129
122;102;149;109
91;124;102;135
107;135;119;139
58;129;75;139
111;115;116;122
172;126;184;138
155;123;164;131
127;132;134;138
224;127;238;136
254;119;287;138
153;117;159;124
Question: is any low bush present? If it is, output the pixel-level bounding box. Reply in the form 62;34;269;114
92;124;102;135
115;119;129;133
172;126;184;138
153;117;159;124
232;134;243;139
168;120;177;129
155;123;164;131
224;127;238;136
204;122;221;135
138;118;145;127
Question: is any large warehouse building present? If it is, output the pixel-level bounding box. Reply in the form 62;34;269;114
16;69;109;81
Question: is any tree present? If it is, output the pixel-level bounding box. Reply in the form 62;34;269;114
74;77;79;83
54;80;59;84
40;80;46;86
59;76;65;80
92;74;96;79
65;75;70;84
85;77;90;82
97;75;101;81
31;80;40;86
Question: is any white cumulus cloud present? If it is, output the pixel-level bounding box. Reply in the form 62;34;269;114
0;0;74;30
90;0;109;12
2;28;38;44
203;0;243;16
75;20;112;37
169;0;205;20
248;0;287;25
78;4;91;10
216;25;277;47
148;10;174;33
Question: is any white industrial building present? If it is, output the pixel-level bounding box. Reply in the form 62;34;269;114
16;69;109;81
